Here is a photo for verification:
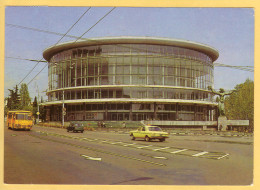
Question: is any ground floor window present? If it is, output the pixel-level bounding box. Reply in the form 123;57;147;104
46;103;217;122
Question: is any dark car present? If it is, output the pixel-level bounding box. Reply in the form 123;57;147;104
67;122;84;133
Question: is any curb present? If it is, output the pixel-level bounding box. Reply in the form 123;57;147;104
36;125;253;137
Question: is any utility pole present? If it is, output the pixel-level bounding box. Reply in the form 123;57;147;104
36;84;40;124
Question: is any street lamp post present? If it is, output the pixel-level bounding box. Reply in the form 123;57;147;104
36;84;40;124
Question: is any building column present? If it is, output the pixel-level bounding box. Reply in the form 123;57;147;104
176;103;179;120
45;106;51;122
129;102;133;121
104;103;108;120
194;104;197;121
154;102;157;120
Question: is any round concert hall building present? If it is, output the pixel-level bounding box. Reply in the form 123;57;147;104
42;36;219;127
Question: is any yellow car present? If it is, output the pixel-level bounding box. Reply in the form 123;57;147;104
130;125;169;142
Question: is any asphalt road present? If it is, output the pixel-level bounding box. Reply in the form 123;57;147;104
4;125;253;185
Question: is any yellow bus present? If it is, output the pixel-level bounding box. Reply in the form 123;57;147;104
7;110;33;131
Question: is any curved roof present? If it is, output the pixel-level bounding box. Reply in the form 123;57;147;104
43;36;219;62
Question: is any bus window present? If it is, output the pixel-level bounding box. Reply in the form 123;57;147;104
25;115;32;120
16;114;25;120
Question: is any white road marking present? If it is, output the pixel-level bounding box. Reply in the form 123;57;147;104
81;155;102;161
171;149;188;154
137;145;153;149
123;143;136;147
217;154;229;160
192;151;209;157
153;147;170;151
153;156;168;159
110;142;123;145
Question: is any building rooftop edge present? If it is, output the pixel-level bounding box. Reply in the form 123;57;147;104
43;36;219;62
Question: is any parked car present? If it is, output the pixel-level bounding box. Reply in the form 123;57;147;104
130;125;169;142
67;122;84;133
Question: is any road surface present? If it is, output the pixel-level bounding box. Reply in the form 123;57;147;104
4;125;253;185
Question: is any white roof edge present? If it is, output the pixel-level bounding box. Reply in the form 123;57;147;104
43;36;219;62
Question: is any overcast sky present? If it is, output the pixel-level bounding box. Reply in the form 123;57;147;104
4;7;254;100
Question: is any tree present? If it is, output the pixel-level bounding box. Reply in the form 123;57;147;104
19;83;32;111
32;96;38;121
7;85;21;110
224;79;254;132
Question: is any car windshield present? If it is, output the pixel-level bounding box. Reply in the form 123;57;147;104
148;127;162;131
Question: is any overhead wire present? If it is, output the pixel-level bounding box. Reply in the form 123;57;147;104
27;7;116;86
17;7;92;86
6;7;253;84
6;23;254;72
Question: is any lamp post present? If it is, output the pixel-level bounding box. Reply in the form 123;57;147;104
36;84;40;124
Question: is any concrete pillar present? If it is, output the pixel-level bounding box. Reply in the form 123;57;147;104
153;102;157;120
104;103;108;120
176;103;179;120
129;102;133;121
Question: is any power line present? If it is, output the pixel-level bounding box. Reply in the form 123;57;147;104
6;23;79;39
214;63;254;72
18;7;92;86
6;35;254;73
5;56;47;62
27;7;116;85
75;7;116;43
7;21;254;72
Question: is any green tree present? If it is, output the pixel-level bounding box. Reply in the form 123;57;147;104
19;83;32;111
7;85;21;110
4;97;10;117
32;96;38;121
224;79;254;132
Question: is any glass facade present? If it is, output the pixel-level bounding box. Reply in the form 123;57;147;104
44;38;218;122
48;44;213;92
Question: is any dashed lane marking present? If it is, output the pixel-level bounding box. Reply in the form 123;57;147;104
192;151;209;157
140;153;168;160
81;154;102;161
123;143;136;147
171;149;188;154
35;131;229;160
153;147;170;151
137;145;153;149
29;134;165;166
217;154;230;160
110;142;123;145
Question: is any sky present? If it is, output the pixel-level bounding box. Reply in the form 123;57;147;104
4;7;254;101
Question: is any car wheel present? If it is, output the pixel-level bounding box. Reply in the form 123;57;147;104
131;135;135;140
145;136;150;142
159;138;165;142
81;130;84;133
